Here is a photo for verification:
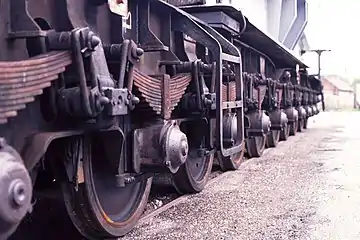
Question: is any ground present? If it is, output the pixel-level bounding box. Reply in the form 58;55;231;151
11;111;360;240
123;111;360;240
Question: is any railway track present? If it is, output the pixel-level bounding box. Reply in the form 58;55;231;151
1;1;323;239
10;154;260;239
141;169;224;223
140;154;255;224
142;167;223;220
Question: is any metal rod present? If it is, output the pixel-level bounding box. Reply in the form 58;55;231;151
300;49;331;111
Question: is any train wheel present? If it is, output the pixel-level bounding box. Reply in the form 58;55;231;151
218;144;245;171
297;118;304;132
280;125;290;141
289;120;298;136
246;136;266;158
173;153;214;194
266;130;280;148
303;118;308;129
173;121;214;194
59;137;152;239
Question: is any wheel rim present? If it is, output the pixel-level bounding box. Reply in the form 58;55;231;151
286;124;291;136
280;124;290;141
294;119;298;132
89;142;147;223
274;130;280;141
186;151;211;182
267;130;280;147
298;119;303;132
219;149;244;171
61;137;151;238
229;151;243;166
246;136;266;157
173;121;213;194
255;136;266;150
173;152;213;194
303;118;308;129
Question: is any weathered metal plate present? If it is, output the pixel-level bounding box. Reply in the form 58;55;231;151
108;0;128;17
166;0;205;6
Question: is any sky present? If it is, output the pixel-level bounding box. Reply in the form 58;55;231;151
303;0;360;80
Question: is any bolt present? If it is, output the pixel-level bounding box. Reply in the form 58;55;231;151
90;35;101;49
10;180;27;207
124;176;135;184
131;96;140;105
180;140;188;157
204;98;213;106
135;48;144;57
99;96;110;105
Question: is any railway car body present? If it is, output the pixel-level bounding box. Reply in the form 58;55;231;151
0;0;322;239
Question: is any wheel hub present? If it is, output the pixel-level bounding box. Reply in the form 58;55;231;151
0;146;32;239
163;122;189;173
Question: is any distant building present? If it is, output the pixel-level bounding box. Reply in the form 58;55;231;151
322;75;354;110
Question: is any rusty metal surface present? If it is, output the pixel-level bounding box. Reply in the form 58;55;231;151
165;0;205;6
133;68;191;115
0;51;72;124
21;130;84;171
0;141;32;239
2;0;324;238
222;82;236;102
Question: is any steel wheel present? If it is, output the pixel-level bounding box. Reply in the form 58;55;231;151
280;124;290;141
173;152;214;194
217;113;245;171
246;136;266;158
218;143;245;171
59;137;152;239
303;117;308;129
266;130;280;148
297;118;304;132
289;119;298;136
173;121;214;194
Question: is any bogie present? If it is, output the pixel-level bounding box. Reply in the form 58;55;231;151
0;0;323;239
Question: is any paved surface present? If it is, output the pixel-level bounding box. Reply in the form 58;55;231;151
123;111;360;240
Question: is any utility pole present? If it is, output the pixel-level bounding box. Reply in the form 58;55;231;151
300;49;331;111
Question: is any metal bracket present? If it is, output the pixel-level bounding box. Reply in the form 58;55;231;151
8;0;46;39
103;88;131;116
161;0;244;157
21;130;85;171
137;0;169;52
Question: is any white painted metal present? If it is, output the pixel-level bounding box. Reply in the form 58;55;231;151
206;0;309;54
